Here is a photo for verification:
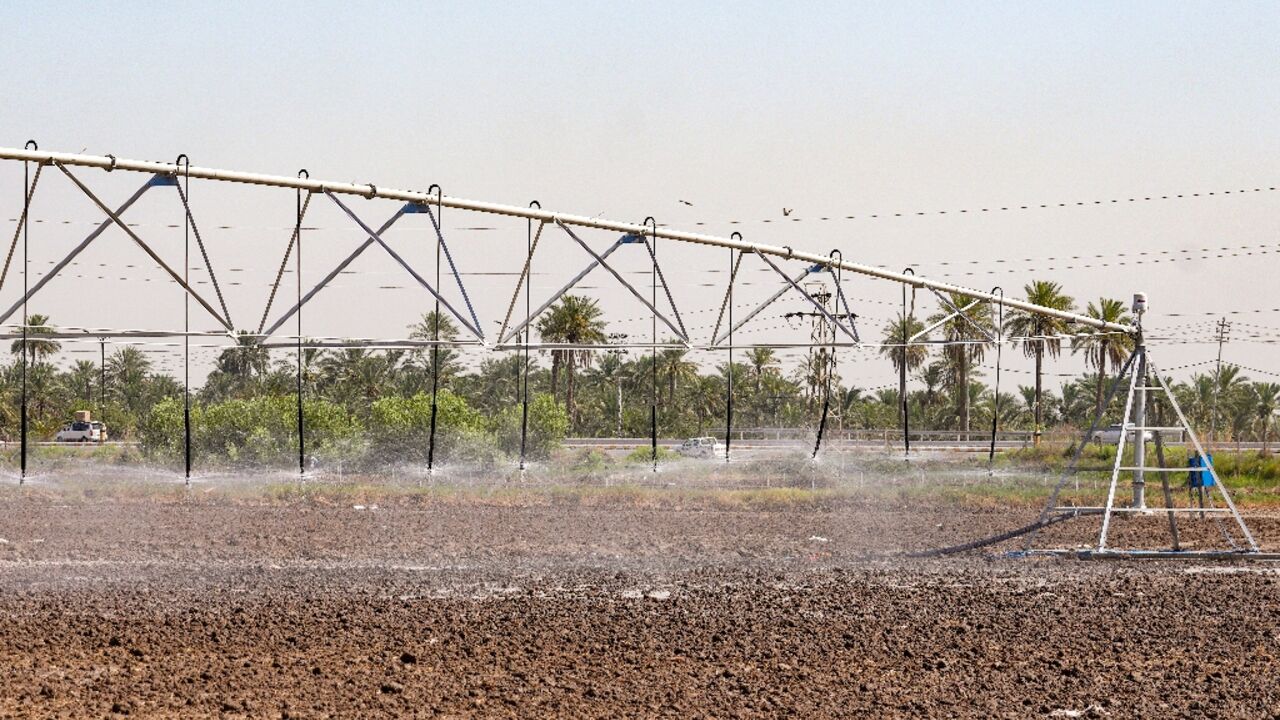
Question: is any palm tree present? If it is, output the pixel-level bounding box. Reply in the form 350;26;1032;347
211;331;270;392
1210;364;1248;442
657;344;698;404
536;295;607;427
107;347;152;418
745;347;779;426
689;375;722;436
880;314;928;427
1254;382;1280;454
1005;281;1075;443
927;293;993;431
408;311;462;390
1072;298;1134;419
10;313;60;364
67;360;97;406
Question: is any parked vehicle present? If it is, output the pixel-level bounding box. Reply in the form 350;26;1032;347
1090;423;1152;445
55;411;107;443
676;436;720;458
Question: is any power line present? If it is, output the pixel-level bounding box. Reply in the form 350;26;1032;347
689;183;1278;226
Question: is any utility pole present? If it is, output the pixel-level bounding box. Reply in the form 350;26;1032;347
608;333;628;438
784;281;854;418
1211;317;1231;444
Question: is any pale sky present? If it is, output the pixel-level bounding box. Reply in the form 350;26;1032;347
2;1;1279;393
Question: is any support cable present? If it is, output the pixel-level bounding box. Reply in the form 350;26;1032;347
258;191;313;334
422;204;484;343
499;218;544;346
172;175;233;328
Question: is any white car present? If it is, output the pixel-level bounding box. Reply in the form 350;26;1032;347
1090;423;1152;445
54;421;106;443
676;436;719;459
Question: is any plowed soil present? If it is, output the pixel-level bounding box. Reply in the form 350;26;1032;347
1;484;1279;718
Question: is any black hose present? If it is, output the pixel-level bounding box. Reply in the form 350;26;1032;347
903;509;1103;558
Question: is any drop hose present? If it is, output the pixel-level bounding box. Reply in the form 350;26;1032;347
902;509;1104;558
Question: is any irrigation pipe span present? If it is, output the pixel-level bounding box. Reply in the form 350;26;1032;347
0;147;1131;335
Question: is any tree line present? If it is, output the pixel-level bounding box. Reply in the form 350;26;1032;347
3;281;1277;465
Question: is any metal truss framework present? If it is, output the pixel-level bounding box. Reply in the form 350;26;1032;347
1022;341;1265;560
0;146;1137;487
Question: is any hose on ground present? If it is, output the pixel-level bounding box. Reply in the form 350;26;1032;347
903;509;1104;558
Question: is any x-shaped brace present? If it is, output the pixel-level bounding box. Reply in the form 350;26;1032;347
324;191;485;341
712;252;858;346
0;164;233;332
919;288;995;343
498;221;689;345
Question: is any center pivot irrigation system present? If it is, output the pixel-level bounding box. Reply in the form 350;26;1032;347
1;145;1269;560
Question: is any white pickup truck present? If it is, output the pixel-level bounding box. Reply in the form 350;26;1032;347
54;420;106;443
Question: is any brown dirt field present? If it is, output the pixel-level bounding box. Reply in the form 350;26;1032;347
1;485;1279;718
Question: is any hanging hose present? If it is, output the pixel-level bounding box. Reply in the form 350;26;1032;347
725;237;742;464
519;201;539;472
19;140;35;484
987;286;1004;474
426;185;442;473
645;217;658;473
812;249;843;459
177;154;192;484
295;170;308;477
900;267;916;459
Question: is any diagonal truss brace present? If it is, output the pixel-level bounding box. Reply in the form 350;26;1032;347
927;288;996;343
498;235;625;345
0;162;44;294
1148;358;1258;551
172;180;233;328
496;220;545;343
714;253;857;346
261;203;402;337
324;191;484;341
0;168;233;331
555;221;688;343
51;164;234;332
909;299;981;343
412;202;483;345
635;234;690;341
498;222;689;345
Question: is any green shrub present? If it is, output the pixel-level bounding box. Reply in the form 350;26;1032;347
368;390;489;464
139;395;361;467
494;393;568;460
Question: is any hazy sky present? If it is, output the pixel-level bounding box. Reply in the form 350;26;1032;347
2;1;1279;393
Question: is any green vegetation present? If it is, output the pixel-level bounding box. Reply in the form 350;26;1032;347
6;284;1280;472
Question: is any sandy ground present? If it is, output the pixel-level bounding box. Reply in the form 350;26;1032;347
0;483;1278;718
